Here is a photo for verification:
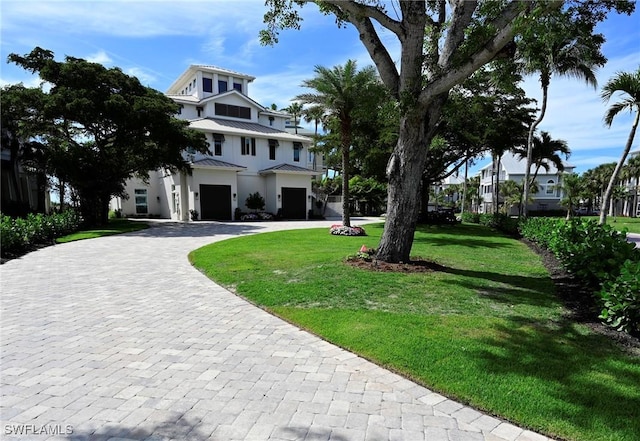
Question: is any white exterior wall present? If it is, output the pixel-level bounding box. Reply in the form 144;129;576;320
264;175;278;214
237;173;266;212
112;171;168;218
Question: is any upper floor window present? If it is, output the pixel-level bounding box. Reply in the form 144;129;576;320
203;78;213;93
215;103;251;119
196;106;203;118
268;139;279;160
546;179;555;195
177;104;183;115
212;133;225;156
218;80;228;93
241;137;256;156
233;83;242;93
293;142;302;162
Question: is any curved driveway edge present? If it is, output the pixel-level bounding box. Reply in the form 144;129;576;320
1;219;552;441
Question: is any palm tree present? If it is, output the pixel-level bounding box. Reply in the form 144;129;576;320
556;172;582;220
296;60;378;227
303;105;326;171
285;102;304;134
599;67;640;225
520;21;605;217
516;131;570;184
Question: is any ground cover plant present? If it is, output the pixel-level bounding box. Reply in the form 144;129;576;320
55;219;148;243
190;223;640;441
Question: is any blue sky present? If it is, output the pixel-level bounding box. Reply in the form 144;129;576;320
1;0;639;176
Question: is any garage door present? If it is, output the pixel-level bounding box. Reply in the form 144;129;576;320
281;187;306;220
200;184;232;220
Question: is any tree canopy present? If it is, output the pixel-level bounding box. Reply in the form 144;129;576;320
263;0;634;262
4;47;208;226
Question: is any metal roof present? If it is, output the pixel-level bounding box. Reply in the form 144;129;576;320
259;163;322;175
189;118;311;143
191;158;246;170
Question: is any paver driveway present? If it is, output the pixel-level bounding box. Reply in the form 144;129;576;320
1;219;552;441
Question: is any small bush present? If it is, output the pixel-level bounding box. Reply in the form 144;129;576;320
479;213;519;236
460;212;480;224
598;259;640;335
246;192;265;212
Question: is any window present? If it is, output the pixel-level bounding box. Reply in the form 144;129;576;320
233;82;242;93
293;142;302;162
268;116;274;127
214;103;251;119
134;189;148;214
196;106;203;117
177;104;183;115
241;137;256;156
218;80;228;93
203;78;213;93
546;179;555;195
212;133;225;156
268;139;279;160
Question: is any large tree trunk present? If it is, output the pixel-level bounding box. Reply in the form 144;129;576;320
377;97;446;263
600;111;639;225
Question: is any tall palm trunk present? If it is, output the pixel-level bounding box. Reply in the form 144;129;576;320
523;78;549;218
600;111;640;224
341;117;352;227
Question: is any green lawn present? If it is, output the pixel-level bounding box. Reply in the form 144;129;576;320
190;223;640;441
56;219;148;243
600;216;640;234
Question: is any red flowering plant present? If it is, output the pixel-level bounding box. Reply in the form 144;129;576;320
329;224;366;236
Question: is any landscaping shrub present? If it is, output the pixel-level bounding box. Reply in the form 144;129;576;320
329;224;366;236
479;213;519;236
598;259;640;335
519;217;560;249
421;209;459;225
1;210;81;257
520;216;640;334
548;220;638;288
460;212;480;224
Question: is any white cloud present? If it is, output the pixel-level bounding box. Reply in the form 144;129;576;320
126;67;157;86
86;50;113;65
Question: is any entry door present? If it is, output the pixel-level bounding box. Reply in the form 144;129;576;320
281;187;306;220
200;184;232;220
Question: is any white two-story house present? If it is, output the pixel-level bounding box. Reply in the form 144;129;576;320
478;151;575;214
111;65;322;221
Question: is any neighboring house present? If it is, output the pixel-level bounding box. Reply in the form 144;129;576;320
111;65;323;221
620;148;640;217
478;151;574;214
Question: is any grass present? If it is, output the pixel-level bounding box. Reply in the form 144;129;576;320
56;219;148;243
190;223;640;441
600;216;640;234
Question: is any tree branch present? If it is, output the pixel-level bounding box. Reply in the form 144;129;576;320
321;0;404;36
439;0;477;68
423;0;539;101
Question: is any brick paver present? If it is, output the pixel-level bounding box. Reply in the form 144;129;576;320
1;219;554;440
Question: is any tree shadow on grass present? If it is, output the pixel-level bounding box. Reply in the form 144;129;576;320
472;315;640;440
412;235;512;249
437;265;557;308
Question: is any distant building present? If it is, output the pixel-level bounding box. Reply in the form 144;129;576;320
111;65;324;221
620;149;640;217
478;151;575;214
